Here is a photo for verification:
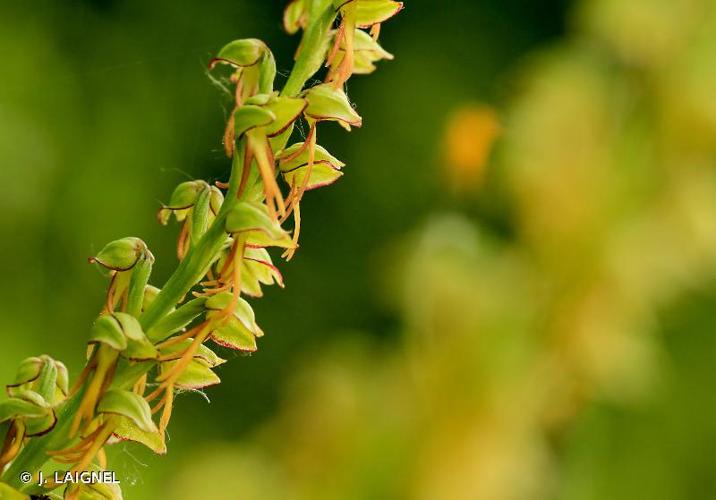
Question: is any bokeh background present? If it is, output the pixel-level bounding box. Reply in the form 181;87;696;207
1;0;716;498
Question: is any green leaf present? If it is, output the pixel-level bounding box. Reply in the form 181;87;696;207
354;0;403;27
225;202;295;248
112;415;166;455
89;237;147;272
304;83;362;127
233;105;276;138
88;315;128;351
211;38;267;68
97;389;157;433
263;96;308;137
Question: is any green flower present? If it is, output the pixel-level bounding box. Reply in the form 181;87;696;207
332;28;394;75
278;142;345;191
158;180;223;260
89;237;154;315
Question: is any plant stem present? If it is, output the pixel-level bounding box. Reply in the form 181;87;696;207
282;4;335;98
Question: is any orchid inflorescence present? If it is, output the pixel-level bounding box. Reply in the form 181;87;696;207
0;1;401;498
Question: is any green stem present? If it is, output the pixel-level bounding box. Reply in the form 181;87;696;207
282;4;336;97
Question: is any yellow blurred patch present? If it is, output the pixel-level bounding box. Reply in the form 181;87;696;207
442;104;501;191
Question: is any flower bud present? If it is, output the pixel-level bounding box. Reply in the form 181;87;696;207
90;237;148;272
158;180;209;225
210;38;268;68
6;356;69;407
210;39;277;94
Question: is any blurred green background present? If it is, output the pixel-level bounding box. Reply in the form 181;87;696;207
1;0;715;498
